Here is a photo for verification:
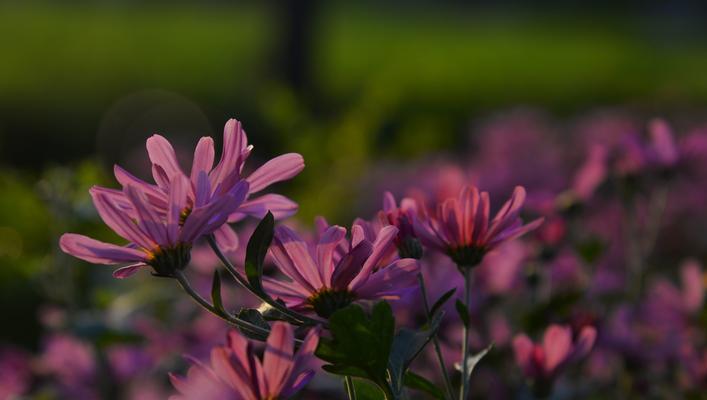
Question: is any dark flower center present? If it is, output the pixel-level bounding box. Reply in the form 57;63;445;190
447;245;486;270
307;288;356;318
147;243;192;277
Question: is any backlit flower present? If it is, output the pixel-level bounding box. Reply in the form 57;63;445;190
169;322;319;400
112;118;304;250
263;221;419;318
414;185;543;268
60;175;247;278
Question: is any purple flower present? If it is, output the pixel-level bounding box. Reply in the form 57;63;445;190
169;322;319;400
512;325;596;381
413;185;543;268
114;118;304;250
0;346;31;399
60;174;247;278
263;221;419;318
379;192;424;259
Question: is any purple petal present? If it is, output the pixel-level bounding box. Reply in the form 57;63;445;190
316;225;347;286
348;225;398;290
271;226;322;292
351;258;418;300
210;119;246;192
229;194;298;222
167;174;189;244
331;241;374;290
246;153;304;193
213;224;240;253
124;185;168;246
90;189;155;248
190;137;215;186
60;234;145;265
571;326;597;361
113;165;167;209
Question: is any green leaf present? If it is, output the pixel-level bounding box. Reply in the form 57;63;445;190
211;270;225;316
387;311;443;397
455;299;469;327
236;308;270;341
456;343;493;383
352;378;386;400
429;288;456;317
404;372;445;400
244;211;274;292
315;302;395;386
322;364;370;380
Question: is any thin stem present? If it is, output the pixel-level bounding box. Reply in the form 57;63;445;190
458;267;472;400
206;235;324;327
344;376;357;400
417;274;455;400
174;270;271;339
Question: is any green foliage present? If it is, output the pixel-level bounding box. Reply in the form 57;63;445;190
236;308;271;341
404;372;445;400
429;288;456;318
244;211;274;293
455;299;470;327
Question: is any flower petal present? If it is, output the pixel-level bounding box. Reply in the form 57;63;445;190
60;234;145;265
190;137;215;186
167;174;189;244
271;226;322;292
331;241;373;290
263;322;295;397
146;134;184;183
112;263;148;279
316;225;347;286
246;153;304;193
124;185;168;246
351;258;418;300
542;325;572;374
90;188;155;248
229;194;298;222
348;225;398;290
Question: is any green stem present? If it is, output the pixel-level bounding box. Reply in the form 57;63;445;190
206;235;325;327
458;268;472;400
344;376;357;400
418;274;455;400
174;270;272;339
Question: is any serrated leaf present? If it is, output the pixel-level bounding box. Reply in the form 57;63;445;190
236;308;270;341
455;343;493;382
404;372;445;400
211;270;225;316
429;288;456;317
245;211;274;292
455;299;469;327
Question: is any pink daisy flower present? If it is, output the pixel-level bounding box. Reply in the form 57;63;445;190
111;118;304;250
378;191;424;259
263;221;420;318
413;185;543;268
512;324;597;381
60;175;247;278
169;322;319;400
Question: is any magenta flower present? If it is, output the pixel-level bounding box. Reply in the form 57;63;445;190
60;175;247;278
169;322;319;400
413;185;543;267
379;191;424;259
114;118;304;250
512;325;596;381
263;221;419;318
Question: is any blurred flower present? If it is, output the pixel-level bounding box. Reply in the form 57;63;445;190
263;222;419;318
414;185;543;268
512;325;596;382
169;322;319;400
379;191;423;259
37;334;98;399
0;346;31;399
60;175;246;278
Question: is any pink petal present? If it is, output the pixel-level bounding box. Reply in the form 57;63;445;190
271;226;322;291
113;165;167;209
167;175;189;244
210;119;246;191
316;225;347;286
60;234;144;265
542;325;572;375
572;326;597;360
190;137;215;186
124;185;168;246
229;194;298;222
649;118;679;165
262;277;311;310
351;258;418;300
486;186;526;240
246;153;305;193
112;263;148;279
90;189;155;248
146;134;184;183
180;181;248;242
263;322;295;396
348;225;399;290
681;259;705;313
412;216;446;251
383;191;397;212
331;241;373;290
486;217;544;249
213;224;240;253
512;334;535;376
